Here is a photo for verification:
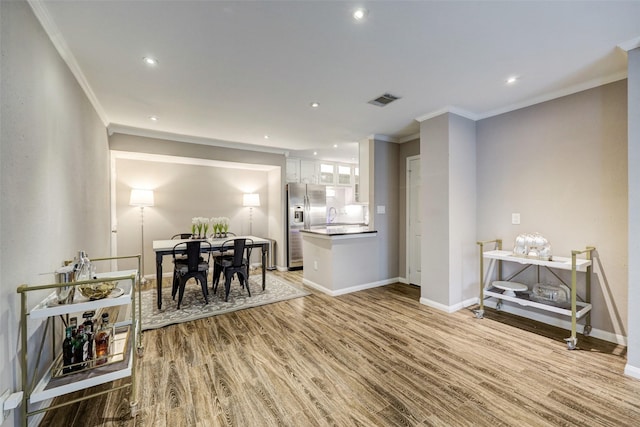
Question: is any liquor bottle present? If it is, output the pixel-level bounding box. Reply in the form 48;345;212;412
62;326;74;374
69;317;78;371
82;311;95;365
74;325;86;371
94;313;111;366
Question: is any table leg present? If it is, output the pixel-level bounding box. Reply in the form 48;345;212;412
156;253;163;309
262;244;267;290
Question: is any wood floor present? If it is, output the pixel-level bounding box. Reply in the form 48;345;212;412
40;270;640;426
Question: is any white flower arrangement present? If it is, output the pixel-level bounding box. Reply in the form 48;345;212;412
191;217;210;238
209;217;230;237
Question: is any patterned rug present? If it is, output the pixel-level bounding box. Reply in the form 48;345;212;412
140;273;310;330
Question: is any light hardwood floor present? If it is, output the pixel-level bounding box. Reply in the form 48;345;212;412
40;270;640;426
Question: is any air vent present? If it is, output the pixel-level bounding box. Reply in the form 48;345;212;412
368;93;401;107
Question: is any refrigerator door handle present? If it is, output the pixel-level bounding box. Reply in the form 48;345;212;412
303;194;310;229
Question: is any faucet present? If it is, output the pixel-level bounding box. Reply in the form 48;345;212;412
328;207;337;223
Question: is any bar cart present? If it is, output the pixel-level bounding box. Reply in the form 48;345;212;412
475;239;595;350
17;255;143;426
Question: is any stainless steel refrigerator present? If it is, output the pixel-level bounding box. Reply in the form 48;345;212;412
286;183;327;269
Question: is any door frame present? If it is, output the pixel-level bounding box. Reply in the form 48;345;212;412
406;155;421;286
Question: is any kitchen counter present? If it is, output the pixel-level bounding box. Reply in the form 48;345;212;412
301;228;387;296
300;225;375;237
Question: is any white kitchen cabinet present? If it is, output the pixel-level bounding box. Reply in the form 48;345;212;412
300;159;318;184
286;158;300;183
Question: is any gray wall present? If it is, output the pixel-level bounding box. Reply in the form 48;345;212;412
398;139;420;280
421;114;452;304
627;48;640;374
1;2;111;425
114;158;277;276
477;80;628;341
420;113;477;307
110;133;286;271
372;138;400;280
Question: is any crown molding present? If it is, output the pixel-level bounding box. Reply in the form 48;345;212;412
416;106;479;123
618;36;640;52
476;71;627;120
28;0;109;126
107;124;290;156
398;133;420;143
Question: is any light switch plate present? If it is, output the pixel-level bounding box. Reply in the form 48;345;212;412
511;213;521;225
377;205;386;214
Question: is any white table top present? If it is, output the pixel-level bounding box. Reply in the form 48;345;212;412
153;236;269;252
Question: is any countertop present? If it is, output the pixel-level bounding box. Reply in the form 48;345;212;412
300;225;376;236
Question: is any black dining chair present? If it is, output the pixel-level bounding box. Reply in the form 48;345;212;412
172;240;211;309
212;238;253;302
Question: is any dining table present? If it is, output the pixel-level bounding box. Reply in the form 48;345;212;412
152;236;270;309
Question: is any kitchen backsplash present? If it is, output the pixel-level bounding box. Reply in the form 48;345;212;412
326;186;367;224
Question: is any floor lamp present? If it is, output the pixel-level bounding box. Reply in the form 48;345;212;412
130;189;154;284
243;193;260;235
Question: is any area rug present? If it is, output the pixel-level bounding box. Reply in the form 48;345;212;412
140;274;310;330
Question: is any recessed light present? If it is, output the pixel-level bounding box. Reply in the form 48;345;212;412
149;115;159;121
313;151;318;156
353;8;368;21
310;102;319;108
143;57;158;66
333;144;338;148
264;135;270;139
506;76;519;84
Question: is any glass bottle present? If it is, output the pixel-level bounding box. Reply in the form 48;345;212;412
94;313;111;366
74;325;86;371
82;311;95;366
62;326;74;374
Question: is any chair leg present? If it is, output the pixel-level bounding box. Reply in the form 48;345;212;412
212;263;222;294
177;278;187;309
171;271;179;299
199;273;209;304
239;271;251;297
224;272;233;302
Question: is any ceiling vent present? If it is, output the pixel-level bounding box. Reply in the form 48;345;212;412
368;93;401;107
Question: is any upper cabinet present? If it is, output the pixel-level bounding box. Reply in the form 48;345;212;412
287;158;357;187
300;160;318;184
286;158;300;183
319;163;336;185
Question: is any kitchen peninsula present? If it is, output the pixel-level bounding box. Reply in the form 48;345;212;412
300;226;379;296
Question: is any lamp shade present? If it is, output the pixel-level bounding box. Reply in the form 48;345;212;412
129;189;154;207
243;193;260;207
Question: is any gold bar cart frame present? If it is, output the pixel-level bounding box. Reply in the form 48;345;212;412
17;254;142;426
475;240;595;350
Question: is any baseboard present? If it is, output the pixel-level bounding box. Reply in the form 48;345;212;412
420;297;477;313
302;277;400;297
479;298;628;346
624;363;640;380
398;276;409;284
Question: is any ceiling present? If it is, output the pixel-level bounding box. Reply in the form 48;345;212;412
32;1;640;162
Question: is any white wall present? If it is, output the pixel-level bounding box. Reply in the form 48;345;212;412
1;2;111;425
477;81;628;342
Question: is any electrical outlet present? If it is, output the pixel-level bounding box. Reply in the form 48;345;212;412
511;213;521;225
313;260;318;271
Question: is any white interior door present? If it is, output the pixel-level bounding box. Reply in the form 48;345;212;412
407;156;421;286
